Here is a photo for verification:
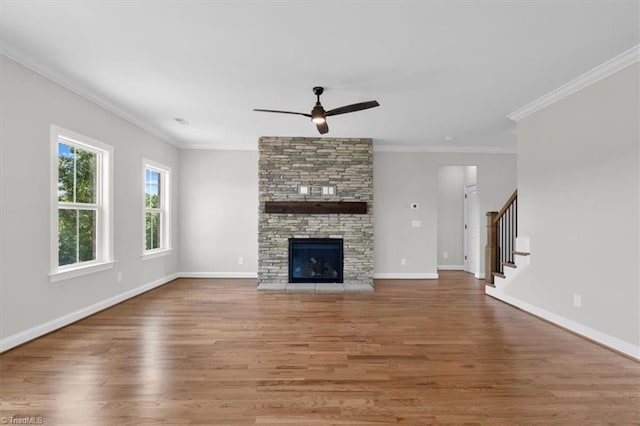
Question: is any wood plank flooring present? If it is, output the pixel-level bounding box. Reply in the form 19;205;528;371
1;271;638;425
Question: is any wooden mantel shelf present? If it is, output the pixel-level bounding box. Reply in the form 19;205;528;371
264;201;368;214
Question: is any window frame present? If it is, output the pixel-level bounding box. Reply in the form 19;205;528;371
142;159;171;259
50;125;114;282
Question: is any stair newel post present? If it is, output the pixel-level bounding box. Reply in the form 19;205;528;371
486;211;499;284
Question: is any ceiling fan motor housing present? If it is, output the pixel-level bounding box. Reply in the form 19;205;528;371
311;104;326;115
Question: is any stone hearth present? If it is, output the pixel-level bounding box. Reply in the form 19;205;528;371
257;137;373;292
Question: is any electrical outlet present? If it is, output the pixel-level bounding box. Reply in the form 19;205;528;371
238;257;244;265
322;186;336;195
117;272;123;283
411;220;422;228
443;252;448;259
573;294;582;308
400;258;406;266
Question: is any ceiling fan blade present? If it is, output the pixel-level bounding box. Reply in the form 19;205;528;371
253;108;311;118
325;100;380;117
316;121;329;135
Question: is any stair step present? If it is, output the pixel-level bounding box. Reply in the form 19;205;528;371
513;251;530;256
485;282;496;288
503;262;517;269
492;272;505;279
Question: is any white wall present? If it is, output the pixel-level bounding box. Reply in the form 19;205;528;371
0;56;179;348
507;63;640;348
177;149;516;279
437;166;465;268
373;152;516;278
178;149;258;276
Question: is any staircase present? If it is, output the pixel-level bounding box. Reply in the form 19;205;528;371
485;190;531;292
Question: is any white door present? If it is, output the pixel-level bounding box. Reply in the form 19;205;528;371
464;185;479;275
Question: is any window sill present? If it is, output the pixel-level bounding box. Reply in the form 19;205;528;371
50;261;116;282
142;248;174;261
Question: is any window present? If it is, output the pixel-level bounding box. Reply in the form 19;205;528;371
51;126;113;281
143;160;171;256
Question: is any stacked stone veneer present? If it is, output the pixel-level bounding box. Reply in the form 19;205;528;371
258;137;373;289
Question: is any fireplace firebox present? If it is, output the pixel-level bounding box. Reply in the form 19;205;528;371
288;238;343;283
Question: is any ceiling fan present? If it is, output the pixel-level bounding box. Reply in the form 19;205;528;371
253;87;380;135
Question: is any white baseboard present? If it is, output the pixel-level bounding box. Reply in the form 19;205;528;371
0;272;180;353
486;288;640;361
437;265;464;270
475;272;486;279
374;273;439;279
178;272;258;279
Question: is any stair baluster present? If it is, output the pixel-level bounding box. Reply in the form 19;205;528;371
486;190;517;284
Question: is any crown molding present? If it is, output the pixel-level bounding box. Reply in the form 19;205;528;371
181;143;258;151
374;144;516;154
179;143;517;154
508;44;640;122
0;49;182;148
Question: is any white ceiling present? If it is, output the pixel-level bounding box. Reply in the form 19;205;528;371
1;1;638;151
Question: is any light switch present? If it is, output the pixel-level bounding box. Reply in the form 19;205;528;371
573;294;582;308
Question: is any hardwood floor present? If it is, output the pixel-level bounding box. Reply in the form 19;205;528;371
1;271;638;425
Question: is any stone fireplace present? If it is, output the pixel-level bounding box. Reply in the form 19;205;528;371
257;137;373;292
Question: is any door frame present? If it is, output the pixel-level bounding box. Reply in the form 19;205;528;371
464;183;479;274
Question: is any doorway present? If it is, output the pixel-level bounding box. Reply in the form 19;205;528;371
437;165;478;275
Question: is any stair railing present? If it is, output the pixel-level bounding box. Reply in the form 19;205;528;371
486;190;517;284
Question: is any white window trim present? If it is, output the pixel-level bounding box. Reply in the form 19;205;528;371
142;248;174;261
142;158;171;258
50;261;116;283
50;125;114;281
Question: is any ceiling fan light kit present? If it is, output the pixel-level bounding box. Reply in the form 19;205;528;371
254;86;379;135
